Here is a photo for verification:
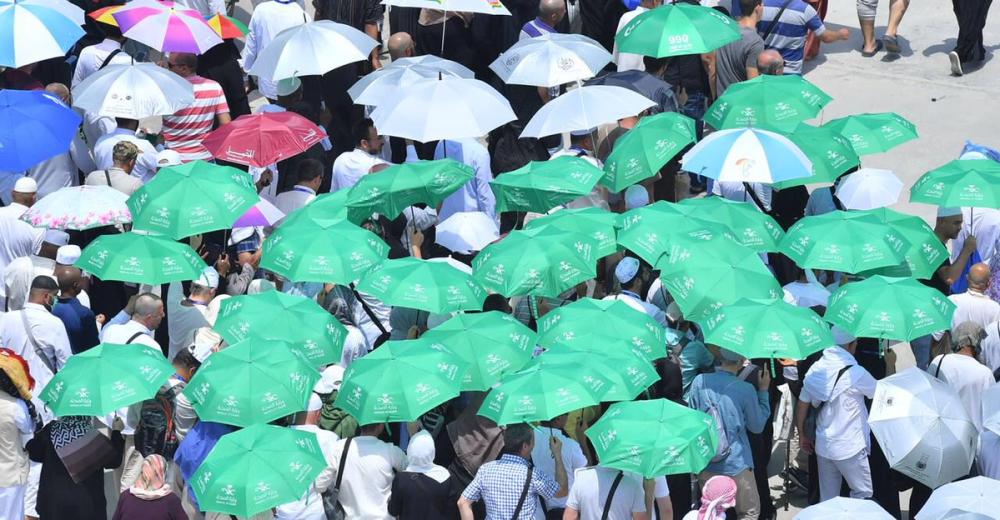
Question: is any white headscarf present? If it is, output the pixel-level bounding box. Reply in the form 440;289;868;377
405;430;451;483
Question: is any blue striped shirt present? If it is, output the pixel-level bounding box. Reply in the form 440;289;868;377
735;0;825;75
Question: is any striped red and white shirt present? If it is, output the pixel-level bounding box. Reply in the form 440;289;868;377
162;75;230;162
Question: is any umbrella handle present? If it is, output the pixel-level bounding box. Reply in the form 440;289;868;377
440;10;448;56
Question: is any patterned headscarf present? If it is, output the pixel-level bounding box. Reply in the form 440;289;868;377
50;416;94;451
698;475;738;520
130;454;173;500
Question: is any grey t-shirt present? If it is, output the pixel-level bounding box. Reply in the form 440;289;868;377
714;25;766;96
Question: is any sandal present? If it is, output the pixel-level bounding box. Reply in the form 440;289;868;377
884;35;901;53
861;40;883;57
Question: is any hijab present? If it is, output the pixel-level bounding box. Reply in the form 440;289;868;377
404;430;450;483
130;454;173;500
697;475;737;520
50;415;94;450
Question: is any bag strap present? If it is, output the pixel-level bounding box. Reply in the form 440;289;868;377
349;283;388;335
125;332;145;344
20;311;56;374
742;182;771;215
934;353;949;379
760;0;795;43
99;48;122;71
600;470;626;520
334;437;354;492
511;465;533;520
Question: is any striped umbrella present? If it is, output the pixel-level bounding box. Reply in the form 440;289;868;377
680;127;812;184
87;4;120;25
204;13;247;39
112;0;222;54
0;0;84;67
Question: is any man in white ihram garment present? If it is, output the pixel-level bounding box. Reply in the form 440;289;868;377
242;0;313;102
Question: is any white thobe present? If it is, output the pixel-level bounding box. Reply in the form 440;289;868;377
928;353;995;431
952;207;1000;264
243;1;312;100
72;39;132;88
712;181;773;212
93;128;159;183
0;303;72;422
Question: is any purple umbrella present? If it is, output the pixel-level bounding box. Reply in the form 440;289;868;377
112;0;221;54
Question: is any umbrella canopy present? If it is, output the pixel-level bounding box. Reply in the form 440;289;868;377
357;257;487;313
772;124;860;189
704;75;832;132
383;54;474;76
39;343;172;417
675;197;785;252
585;399;717;477
860;208;949;279
520;85;655;138
370;77;516;142
915;477;1000;520
616;200;729;265
247;20;377;81
20;185;130;230
656;234;783;320
335;339;468;424
538;348;657;402
584;70;677;114
796;497;895;520
0;89;82;172
213;291;347;367
909;159;1000;208
88;4;120;24
348;64;468;107
614;3;740;57
868;368;977;489
184;338;320;427
260;219;389;284
0;0;83;68
203;111;327;167
472;226;598;297
8;0;84;24
127;161;259;239
525;207;618;258
490;33;611;87
72;62;195;119
421;311;537;391
826;276;954;342
779;210;910;273
700;298;834;360
279;190;349;228
823;112;918;155
190;424;327;517
478;361;608;425
381;0;511;15
112;0;222;53
681;127;812;184
76;232;208;285
490;156;604;213
435;211;499;253
204;13;247;39
233;198;285;228
602;111;697;192
982;383;1000;437
835;168;903;210
345;159;474;221
536;297;667;361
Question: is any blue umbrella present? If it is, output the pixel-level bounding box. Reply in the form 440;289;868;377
0;0;84;68
0;90;81;172
680;128;813;184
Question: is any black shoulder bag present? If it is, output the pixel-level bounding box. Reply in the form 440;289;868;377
323;436;355;520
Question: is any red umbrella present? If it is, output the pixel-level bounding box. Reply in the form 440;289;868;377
203;112;327;167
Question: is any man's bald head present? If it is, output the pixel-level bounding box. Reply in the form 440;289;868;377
968;262;991;291
387;32;415;60
757;50;784;75
55;265;82;296
45;83;70;104
539;0;566;25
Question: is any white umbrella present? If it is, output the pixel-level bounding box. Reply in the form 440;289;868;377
20;185;130;230
381;0;511;15
868;367;978;489
4;0;84;24
247;20;378;82
795;497;894;520
680;128;813;184
71;62;194;119
370;77;515;142
982;382;1000;436
0;0;83;68
427;255;473;274
835;168;903;210
922;511;992;520
390;55;475;77
490;33;611;88
914;477;1000;519
520;85;655;138
349;64;467;107
435;211;499;253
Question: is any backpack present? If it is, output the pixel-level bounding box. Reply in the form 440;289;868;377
689;376;734;463
134;382;183;459
318;390;359;439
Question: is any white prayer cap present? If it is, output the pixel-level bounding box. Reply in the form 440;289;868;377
960;151;988;161
13;177;37;194
56;245;82;265
44;230;69;246
195;266;219;289
314;364;345;394
615;256;640;284
624;185;649;210
156;149;182;167
307;392;323;412
937;206;962;218
276;77;301;97
830;325;855;347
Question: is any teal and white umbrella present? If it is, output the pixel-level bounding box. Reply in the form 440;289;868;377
680;128;812;184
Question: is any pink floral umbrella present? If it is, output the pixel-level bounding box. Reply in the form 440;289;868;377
21;185;131;230
112;0;221;54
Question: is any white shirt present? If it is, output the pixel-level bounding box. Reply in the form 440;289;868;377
566;467;646;520
799;348;877;461
27;132;91;198
330;435;407;519
173;0;226;16
166;281;211;362
340;325;370;368
978;430;1000;479
711;182;772;212
550;147;609;210
276;424;340;520
949;289;1000;331
0;303;73;422
72;39;131;88
243;1;312;99
0;214;45;283
604;291;669;328
274;185;317;218
0;202;29;221
612;7;648;72
434;139;497;222
531;427;588;512
782;281;830;308
93;128;159;183
952;207;1000;264
331;148;385;192
980;320;1000;374
82;112;117;153
928;353;995;431
101;319;160;351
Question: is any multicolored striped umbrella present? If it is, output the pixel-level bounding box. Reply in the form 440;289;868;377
112;0;222;54
204;13;248;39
88;5;121;26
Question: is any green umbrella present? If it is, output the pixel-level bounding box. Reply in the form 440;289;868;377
76;232;208;285
704;75;832;132
184;338;320;427
40;343;172;417
772;124;861;189
585;399;717;477
858;208;949;280
825;275;954;341
260;219;389;284
909;159;1000;208
536;297;666;361
779;210;910;274
345;159;474;221
478;360;609;425
190;424;326;517
421;311;537;391
525;207;619;258
490;156;603;213
602;112;697;192
213;291;347;367
675;197;785;252
539;348;658;402
280;190;349;228
335;339;468;425
472;226;598;297
823;112;918;155
616;200;729;264
615;3;740;58
127;161;259;239
656;234;782;321
701;298;834;360
357;257;487;313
